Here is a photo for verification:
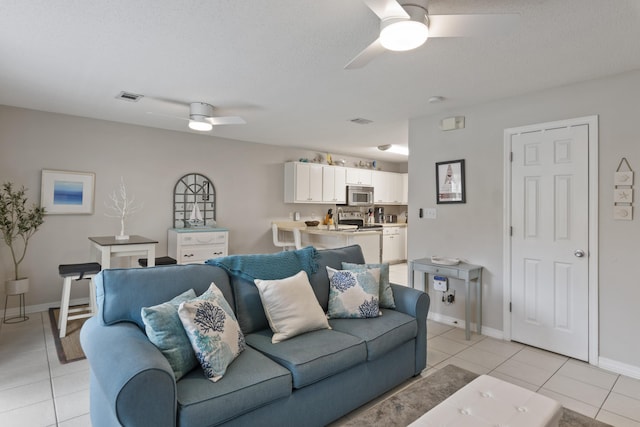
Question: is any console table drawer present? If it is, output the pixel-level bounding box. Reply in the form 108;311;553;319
179;245;226;264
177;231;226;245
421;265;460;278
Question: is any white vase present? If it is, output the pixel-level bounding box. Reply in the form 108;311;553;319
6;278;29;295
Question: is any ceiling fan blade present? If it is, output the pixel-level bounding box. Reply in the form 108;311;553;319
428;13;519;38
344;38;386;70
362;0;408;20
205;116;246;125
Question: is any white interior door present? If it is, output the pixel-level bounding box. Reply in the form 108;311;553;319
510;124;589;361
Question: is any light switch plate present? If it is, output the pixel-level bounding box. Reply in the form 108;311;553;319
425;208;437;219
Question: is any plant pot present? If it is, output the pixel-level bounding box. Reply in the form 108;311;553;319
6;278;29;295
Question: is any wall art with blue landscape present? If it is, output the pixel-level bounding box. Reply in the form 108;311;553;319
53;180;83;205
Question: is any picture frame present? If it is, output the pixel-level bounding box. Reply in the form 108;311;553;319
436;159;466;204
41;169;95;214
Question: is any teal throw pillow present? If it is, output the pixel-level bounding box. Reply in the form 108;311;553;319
141;288;198;381
342;262;395;309
178;283;245;382
326;266;381;319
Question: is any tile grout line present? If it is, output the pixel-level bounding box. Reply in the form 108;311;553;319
42;312;61;426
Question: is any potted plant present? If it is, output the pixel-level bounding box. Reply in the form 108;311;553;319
0;182;45;299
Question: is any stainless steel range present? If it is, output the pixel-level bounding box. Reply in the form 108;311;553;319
337;210;383;230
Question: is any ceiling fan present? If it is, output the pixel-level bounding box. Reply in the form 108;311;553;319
345;0;519;69
147;101;246;132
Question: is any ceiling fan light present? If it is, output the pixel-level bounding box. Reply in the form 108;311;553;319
188;119;213;132
377;144;408;156
380;16;428;51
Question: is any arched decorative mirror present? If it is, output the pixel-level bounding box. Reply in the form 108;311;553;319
173;173;216;228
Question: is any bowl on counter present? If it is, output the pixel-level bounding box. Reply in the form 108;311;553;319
305;220;320;227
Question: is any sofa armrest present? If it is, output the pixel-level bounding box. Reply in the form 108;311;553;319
80;317;177;427
390;284;430;375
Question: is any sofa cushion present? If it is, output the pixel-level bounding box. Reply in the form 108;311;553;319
254;270;331;343
329;309;417;361
245;328;366;389
308;245;367;311
177;347;292;427
141;288;198;381
178;283;246;382
342;262;396;309
233;245;366;334
326;267;381;319
97;264;233;329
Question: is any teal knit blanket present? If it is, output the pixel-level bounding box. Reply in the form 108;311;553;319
205;246;319;282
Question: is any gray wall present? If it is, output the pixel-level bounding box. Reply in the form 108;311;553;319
408;69;640;371
0;106;403;311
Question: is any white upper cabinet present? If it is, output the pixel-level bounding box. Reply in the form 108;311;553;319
323;166;347;203
402;173;408;204
346;168;372;185
285;162;406;205
284;162;323;203
372;170;404;204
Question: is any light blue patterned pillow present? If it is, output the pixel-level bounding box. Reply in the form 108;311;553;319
342;262;395;309
326;266;381;319
141;289;198;381
178;283;245;382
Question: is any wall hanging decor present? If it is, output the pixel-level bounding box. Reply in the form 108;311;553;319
613;157;633;220
173;173;216;228
435;159;466;204
41;169;95;215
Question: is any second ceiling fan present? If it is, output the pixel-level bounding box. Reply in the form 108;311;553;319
345;0;519;69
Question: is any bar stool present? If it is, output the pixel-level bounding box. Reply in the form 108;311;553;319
137;256;177;267
58;262;101;338
272;223;296;251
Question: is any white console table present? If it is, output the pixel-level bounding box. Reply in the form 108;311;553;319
168;228;229;264
409;258;483;340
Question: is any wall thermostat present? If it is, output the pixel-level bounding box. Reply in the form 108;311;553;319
433;275;448;292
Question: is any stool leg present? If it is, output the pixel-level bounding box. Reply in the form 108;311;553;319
3;295;8;323
89;277;97;315
58;277;72;338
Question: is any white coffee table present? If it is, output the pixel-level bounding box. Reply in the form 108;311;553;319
409;374;562;427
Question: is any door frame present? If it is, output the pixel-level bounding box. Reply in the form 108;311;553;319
502;115;599;364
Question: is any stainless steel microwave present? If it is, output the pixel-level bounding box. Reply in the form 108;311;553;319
347;185;374;206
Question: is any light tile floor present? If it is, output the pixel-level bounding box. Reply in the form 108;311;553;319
1;263;638;426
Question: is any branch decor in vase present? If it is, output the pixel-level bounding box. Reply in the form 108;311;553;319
104;177;143;240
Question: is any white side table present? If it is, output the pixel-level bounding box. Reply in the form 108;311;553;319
89;235;158;269
409;258;483;340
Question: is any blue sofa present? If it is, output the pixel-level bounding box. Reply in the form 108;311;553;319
80;245;430;427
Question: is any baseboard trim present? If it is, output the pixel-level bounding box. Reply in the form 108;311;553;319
599;357;640;380
427;312;504;340
1;297;89;319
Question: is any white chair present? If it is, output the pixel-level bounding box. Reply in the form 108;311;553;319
58;262;101;338
292;228;302;250
272;223;297;251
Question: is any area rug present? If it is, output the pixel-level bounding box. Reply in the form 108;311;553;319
339;364;611;427
48;307;89;364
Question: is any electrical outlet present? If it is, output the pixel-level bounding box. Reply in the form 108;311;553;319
425;208;437;219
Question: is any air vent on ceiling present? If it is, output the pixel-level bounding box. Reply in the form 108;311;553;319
350;118;373;125
116;91;143;102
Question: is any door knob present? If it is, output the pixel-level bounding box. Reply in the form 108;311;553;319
574;250;585;258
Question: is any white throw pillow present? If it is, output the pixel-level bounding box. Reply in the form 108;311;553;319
254;270;331;343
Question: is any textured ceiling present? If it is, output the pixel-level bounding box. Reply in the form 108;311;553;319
1;0;639;161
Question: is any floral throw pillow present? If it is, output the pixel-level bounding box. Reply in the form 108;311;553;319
178;283;245;382
326;266;381;319
342;262;395;309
